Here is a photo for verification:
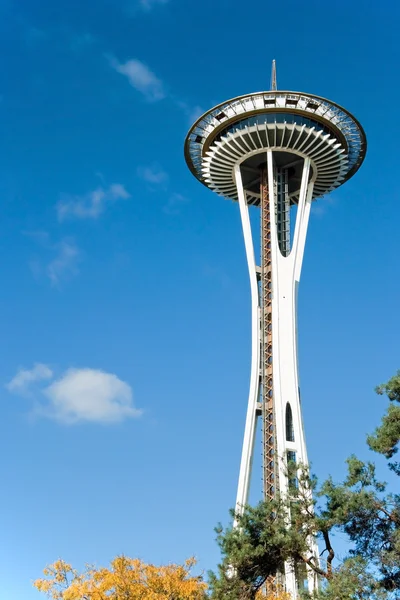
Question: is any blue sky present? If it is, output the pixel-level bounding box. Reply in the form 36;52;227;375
0;0;399;597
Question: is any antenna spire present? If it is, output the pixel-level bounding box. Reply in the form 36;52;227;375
270;59;277;91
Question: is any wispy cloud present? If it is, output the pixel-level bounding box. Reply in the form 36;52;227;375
108;54;202;124
6;363;53;395
6;365;142;425
110;57;165;102
26;233;81;287
311;195;337;217
137;164;169;186
136;166;189;214
57;183;130;221
47;239;80;286
186;105;204;124
164;192;189;215
174;99;204;125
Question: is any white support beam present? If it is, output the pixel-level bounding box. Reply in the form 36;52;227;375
233;164;261;519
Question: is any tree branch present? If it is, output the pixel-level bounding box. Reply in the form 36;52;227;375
374;501;400;525
321;530;335;577
296;554;328;579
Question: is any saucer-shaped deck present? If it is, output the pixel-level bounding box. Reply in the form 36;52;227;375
184;91;366;205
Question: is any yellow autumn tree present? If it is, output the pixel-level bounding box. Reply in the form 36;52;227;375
256;589;291;600
34;556;208;600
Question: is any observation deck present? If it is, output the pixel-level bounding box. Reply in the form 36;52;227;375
184;90;366;205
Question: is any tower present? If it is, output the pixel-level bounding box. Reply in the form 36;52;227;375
184;65;366;597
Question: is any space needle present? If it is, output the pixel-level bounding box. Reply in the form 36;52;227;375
184;62;366;597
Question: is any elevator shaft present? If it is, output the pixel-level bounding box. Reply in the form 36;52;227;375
261;165;290;499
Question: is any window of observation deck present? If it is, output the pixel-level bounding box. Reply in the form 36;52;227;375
212;112;338;146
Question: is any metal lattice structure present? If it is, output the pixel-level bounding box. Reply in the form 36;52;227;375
261;168;276;500
184;65;366;598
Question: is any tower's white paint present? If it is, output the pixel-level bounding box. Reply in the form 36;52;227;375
184;79;366;597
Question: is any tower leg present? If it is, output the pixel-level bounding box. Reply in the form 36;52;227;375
233;164;261;518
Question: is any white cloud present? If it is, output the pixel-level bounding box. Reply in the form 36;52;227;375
108;55;201;122
25;232;81;286
311;195;336;217
164;192;189;215
174;99;204;125
137;164;168;185
6;365;141;425
110;57;165;102
187;105;204;124
6;363;53;394
47;239;80;286
57;183;130;221
43;368;141;424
